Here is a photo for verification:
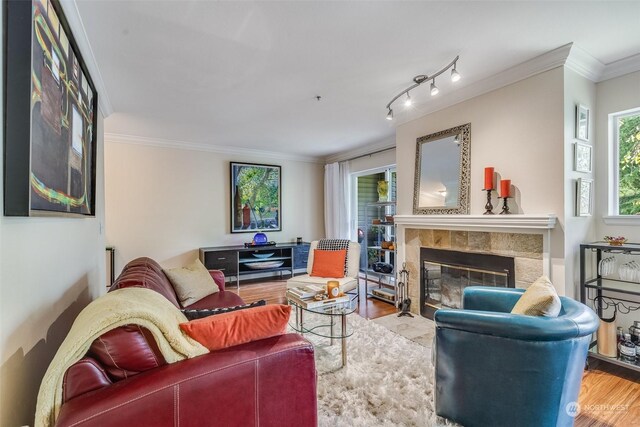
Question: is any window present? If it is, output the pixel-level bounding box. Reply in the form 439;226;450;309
612;108;640;215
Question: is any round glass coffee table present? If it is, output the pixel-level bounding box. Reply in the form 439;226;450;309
287;295;357;367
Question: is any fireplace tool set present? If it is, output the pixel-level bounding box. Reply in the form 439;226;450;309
397;263;413;317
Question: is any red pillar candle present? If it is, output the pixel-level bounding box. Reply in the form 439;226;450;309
484;167;494;190
500;179;511;198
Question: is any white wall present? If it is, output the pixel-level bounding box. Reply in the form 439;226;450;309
0;6;106;422
396;68;569;294
104;140;325;273
348;148;395;174
563;68;597;298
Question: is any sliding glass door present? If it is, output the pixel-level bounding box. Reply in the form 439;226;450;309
351;168;396;270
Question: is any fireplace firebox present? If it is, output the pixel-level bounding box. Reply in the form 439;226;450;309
420;247;515;319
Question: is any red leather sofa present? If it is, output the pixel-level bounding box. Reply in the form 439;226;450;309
55;257;317;426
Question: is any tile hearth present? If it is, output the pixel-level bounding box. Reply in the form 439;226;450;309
372;313;435;348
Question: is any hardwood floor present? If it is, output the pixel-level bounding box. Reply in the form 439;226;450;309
576;360;640;426
231;278;640;426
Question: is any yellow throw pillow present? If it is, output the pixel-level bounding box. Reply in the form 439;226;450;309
511;276;561;317
164;259;220;307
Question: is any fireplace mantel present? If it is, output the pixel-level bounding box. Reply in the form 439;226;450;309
394;214;557;231
396;214;559;301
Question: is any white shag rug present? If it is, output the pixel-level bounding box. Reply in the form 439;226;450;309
289;314;457;427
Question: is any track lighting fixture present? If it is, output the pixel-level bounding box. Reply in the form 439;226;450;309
430;80;439;96
404;92;412;107
385;56;460;120
451;64;461;82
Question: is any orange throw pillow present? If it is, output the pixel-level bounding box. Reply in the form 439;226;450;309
179;304;291;351
311;249;346;278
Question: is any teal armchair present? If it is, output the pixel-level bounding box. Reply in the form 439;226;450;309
434;286;599;427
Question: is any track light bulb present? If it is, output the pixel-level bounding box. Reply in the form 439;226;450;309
386;109;393;120
430;80;439;96
451;66;461;82
404;93;412;107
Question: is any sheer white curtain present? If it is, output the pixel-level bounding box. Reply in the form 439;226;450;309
324;161;351;239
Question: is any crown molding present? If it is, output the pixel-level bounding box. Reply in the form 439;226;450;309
393;43;574;126
332;44;576;157
599;53;640;82
105;133;325;163
565;44;606;81
561;44;640;82
324;136;396;164
59;0;113;117
392;42;640;126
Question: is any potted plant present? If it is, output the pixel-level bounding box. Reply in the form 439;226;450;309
369;225;384;246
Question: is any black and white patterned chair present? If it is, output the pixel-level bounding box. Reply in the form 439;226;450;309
286;240;360;297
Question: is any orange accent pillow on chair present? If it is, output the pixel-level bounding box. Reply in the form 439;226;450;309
311;249;347;278
179;304;291;351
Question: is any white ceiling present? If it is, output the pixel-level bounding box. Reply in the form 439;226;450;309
75;1;640;159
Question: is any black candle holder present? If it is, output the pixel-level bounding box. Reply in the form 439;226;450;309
499;197;511;215
483;189;495;215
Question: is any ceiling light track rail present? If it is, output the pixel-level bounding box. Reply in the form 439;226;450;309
385;55;460;120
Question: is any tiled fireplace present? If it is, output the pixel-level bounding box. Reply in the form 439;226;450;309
420;247;515;319
395;215;557;317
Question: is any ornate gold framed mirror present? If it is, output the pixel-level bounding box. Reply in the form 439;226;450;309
413;123;471;215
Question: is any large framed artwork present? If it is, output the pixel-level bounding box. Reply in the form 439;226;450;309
4;0;98;216
230;162;281;233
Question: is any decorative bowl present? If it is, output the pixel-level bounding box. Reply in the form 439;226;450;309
245;261;284;270
604;236;627;246
252;252;275;259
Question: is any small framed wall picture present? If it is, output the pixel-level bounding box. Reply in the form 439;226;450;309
576;178;593;216
576;104;590;141
574;141;592;173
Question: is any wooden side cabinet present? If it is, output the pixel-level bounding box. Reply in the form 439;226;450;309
199;242;310;292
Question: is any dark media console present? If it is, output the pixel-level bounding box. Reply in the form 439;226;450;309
199;242;310;291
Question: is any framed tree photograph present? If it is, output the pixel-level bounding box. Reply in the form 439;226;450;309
574;141;592;173
576;178;593;216
576;104;590;141
230;162;282;233
4;0;98;216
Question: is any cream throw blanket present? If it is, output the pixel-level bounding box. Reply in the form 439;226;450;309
35;287;208;427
